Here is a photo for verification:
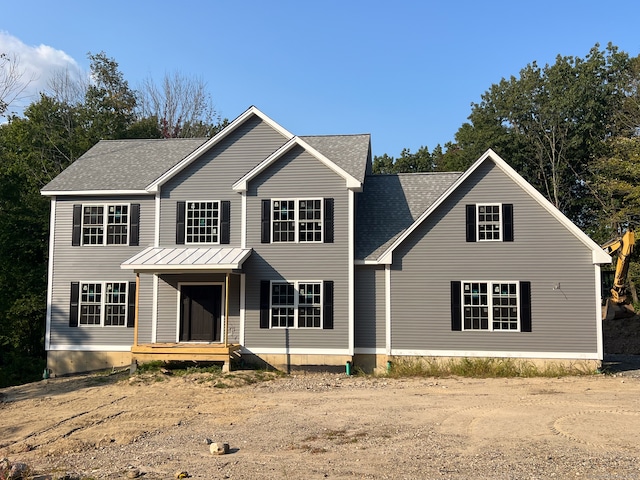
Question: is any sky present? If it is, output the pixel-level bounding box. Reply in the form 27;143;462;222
2;0;640;157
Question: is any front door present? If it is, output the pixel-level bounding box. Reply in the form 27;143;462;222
180;284;222;342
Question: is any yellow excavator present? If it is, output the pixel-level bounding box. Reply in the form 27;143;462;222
602;228;636;320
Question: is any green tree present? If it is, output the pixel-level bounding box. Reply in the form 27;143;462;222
0;122;50;385
372;146;435;174
444;43;632;230
83;52;138;142
372;153;396;174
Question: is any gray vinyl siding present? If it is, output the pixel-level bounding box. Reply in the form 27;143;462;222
355;265;386;350
389;160;600;354
48;195;154;348
159;114;288;247
156;273;241;343
243;145;350;351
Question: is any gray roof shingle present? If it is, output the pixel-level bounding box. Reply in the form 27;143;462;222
41;138;207;193
356;172;462;260
41;134;371;194
299;134;370;184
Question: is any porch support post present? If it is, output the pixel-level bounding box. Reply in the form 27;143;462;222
224;272;230;346
134;272;140;347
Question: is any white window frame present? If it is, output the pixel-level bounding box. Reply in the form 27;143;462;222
271;198;323;243
81;203;130;246
476;203;502;242
461;281;520;332
269;280;323;329
185;200;220;245
79;281;129;327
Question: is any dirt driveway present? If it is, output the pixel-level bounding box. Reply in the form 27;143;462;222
2;370;640;479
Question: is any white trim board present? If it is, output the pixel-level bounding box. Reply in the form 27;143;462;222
47;345;132;352
44;197;56;351
232;136;362;192
241;348;351;356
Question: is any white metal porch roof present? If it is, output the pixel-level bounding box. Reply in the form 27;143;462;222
121;246;252;272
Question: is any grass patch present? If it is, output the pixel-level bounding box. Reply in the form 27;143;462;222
172;364;222;376
130;360;280;387
135;360;165;373
385;357;598;378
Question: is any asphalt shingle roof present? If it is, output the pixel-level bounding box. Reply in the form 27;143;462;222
41;134;371;193
356;172;462;261
41;138;207;192
299;134;370;184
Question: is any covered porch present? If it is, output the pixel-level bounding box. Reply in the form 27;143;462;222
121;246;252;372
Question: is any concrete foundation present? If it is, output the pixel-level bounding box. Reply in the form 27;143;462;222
353;354;391;374
46;350;601;377
47;351;132;376
241;353;353;372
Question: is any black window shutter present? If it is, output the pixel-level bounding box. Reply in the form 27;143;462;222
176;201;186;244
259;280;270;328
520;281;532;332
451;281;462;331
69;282;80;327
261;199;271;243
129;204;140;246
72;205;82;246
465;205;476;242
220;201;231;244
323;280;334;329
324;198;334;243
502;204;514;242
127;281;136;328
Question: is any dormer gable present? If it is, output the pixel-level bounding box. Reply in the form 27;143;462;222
232;135;369;193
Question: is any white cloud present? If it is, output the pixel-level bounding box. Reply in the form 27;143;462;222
0;31;85;115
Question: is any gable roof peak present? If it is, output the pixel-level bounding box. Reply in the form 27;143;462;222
146;106;293;192
374;148;610;265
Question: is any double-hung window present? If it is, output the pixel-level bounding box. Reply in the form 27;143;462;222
269;281;322;328
186;201;219;244
451;280;531;332
477;204;501;241
69;281;136;328
462;281;518;330
272;199;323;243
260;280;334;329
84;204;128;245
77;282;129;327
465;203;513;242
72;203;140;246
262;198;333;244
176;200;230;245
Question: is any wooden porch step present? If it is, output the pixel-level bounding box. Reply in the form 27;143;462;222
131;343;241;369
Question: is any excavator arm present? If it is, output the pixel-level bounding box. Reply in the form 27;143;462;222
602;229;635;303
602;229;636;320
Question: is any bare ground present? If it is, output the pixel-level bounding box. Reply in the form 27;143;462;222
2;366;640;480
0;316;639;480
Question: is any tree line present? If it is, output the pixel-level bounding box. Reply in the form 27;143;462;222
374;44;640;235
1;44;639;386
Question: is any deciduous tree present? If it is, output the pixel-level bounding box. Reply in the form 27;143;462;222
137;71;223;138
